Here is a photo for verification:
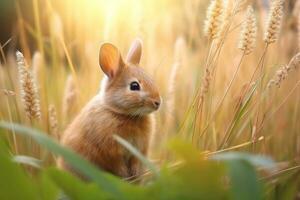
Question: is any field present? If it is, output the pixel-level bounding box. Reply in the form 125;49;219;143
0;0;300;199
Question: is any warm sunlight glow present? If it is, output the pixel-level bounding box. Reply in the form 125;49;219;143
1;0;300;198
50;0;171;42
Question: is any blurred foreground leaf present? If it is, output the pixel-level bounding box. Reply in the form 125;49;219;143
211;152;275;169
227;159;262;200
212;152;275;200
37;172;59;200
13;155;42;168
0;138;38;200
0;121;128;200
47;168;111;200
0;122;282;200
164;139;228;199
114;134;160;177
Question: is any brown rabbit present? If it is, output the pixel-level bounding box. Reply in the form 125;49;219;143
57;39;161;179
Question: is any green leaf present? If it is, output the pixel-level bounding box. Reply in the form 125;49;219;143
0;137;38;200
168;138;201;162
113;135;160;177
211;152;275;169
212;152;268;200
227;160;263;200
153;140;228;200
0;121;127;200
160;162;228;200
13;155;42;169
47;168;111;200
37;172;59;200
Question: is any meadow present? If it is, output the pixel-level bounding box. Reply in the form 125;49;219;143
0;0;299;199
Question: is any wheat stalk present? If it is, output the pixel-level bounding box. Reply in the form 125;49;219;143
216;0;230;41
264;0;283;44
238;6;257;55
16;51;41;120
204;0;224;40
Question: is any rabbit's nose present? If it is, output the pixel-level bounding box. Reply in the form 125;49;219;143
152;99;161;110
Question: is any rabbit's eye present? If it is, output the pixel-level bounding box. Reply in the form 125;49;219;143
130;81;140;91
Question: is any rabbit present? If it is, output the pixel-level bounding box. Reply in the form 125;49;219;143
57;39;161;179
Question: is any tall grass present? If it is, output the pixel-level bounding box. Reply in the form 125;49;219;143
0;0;300;199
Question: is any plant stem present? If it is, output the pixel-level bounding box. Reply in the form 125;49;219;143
201;52;246;137
221;44;269;149
255;80;300;136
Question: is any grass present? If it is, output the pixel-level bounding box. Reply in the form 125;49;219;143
0;0;300;199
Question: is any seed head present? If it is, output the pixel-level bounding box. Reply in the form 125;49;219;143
204;0;224;40
264;0;284;44
16;51;41;120
238;6;257;55
268;52;300;88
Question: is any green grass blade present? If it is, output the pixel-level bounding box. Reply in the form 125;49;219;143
13;155;42;169
37;172;60;200
0;136;38;200
212;151;270;200
227;160;263;200
0;121;127;200
221;82;258;148
113;135;160;177
47;168;112;200
211;152;275;169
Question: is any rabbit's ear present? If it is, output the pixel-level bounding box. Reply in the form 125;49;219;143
99;43;124;78
126;39;142;65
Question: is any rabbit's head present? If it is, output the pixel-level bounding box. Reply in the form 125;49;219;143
99;39;161;116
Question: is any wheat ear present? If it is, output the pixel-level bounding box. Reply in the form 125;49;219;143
268;52;300;88
264;0;283;44
16;51;41;120
238;6;257;55
204;0;224;40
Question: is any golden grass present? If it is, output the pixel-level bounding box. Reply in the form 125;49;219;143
0;0;299;166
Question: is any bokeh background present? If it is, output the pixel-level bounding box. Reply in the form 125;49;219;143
0;0;299;177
